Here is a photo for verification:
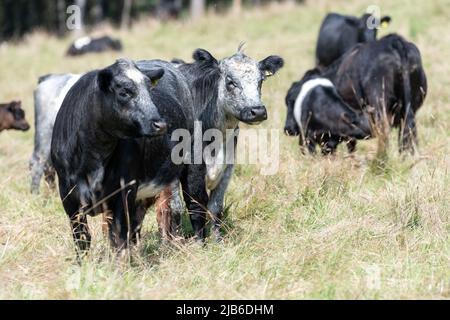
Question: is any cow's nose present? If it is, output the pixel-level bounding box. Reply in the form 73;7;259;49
151;120;167;134
250;106;267;121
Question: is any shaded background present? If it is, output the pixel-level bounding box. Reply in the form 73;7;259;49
0;0;304;42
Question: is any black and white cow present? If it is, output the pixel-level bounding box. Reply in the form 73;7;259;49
162;47;284;241
322;33;427;153
51;59;172;256
66;36;122;56
284;69;371;154
315;12;391;69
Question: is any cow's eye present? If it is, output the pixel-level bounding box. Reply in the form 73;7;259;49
226;76;237;90
118;88;134;101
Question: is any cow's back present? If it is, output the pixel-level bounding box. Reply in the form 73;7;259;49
315;13;359;68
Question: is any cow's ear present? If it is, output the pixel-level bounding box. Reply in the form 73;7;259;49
147;68;165;87
7;102;15;112
380;16;391;28
98;68;113;92
193;49;217;64
259;55;284;78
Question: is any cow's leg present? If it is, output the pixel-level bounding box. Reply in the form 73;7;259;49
305;138;316;155
59;186;91;261
106;184;139;252
130;198;152;245
43;162;56;190
346;139;357;153
321;137;338;155
29;152;44;194
399;107;417;154
208;164;234;242
180;164;208;241
155;187;173;240
155;181;184;240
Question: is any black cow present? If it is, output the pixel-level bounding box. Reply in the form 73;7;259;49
284;69;371;154
51;59;168;256
66;36;122;56
322;34;427;153
0;100;30;132
316;12;391;69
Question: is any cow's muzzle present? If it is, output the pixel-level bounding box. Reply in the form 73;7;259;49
240;106;267;124
141;119;167;137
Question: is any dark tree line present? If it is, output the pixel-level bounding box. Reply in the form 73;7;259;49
0;0;302;43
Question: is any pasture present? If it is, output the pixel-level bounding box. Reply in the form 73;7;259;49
0;0;449;299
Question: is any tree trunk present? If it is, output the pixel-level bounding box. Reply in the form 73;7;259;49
121;0;133;30
190;0;205;21
232;0;242;14
57;0;66;36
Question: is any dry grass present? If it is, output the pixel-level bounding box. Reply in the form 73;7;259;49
0;0;449;299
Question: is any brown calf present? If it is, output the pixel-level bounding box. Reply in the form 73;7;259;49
0;101;30;132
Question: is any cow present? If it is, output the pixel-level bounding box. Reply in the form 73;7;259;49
284;69;371;154
322;33;427;154
0;100;30;132
51;59;169;257
30;74;82;193
158;47;284;241
66;36;122;56
315;12;391;69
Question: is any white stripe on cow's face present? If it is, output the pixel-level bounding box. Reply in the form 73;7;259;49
125;68;145;84
293;78;334;129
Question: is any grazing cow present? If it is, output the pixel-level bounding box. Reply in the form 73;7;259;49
30;74;82;193
322;34;427;153
284;69;371;154
51;59;168;256
0;100;30;132
66;36;122;56
315;12;391;69
161;47;284;241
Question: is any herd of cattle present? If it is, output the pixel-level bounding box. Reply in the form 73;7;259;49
0;12;427;258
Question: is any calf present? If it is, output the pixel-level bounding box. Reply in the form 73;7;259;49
30;74;82;193
323;34;427;153
284;69;371;154
66;36;122;56
0;101;30;132
51;59;166;256
316;12;391;69
164;47;284;241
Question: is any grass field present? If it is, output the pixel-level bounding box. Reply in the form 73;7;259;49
0;0;449;299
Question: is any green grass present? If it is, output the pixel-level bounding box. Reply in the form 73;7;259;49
0;0;449;299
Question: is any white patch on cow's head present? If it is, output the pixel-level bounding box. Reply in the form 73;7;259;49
218;53;263;118
125;67;145;84
74;36;91;50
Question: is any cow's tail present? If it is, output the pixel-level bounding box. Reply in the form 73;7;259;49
391;36;411;120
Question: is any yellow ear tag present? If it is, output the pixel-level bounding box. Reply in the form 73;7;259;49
151;78;159;86
381;21;389;29
265;70;273;77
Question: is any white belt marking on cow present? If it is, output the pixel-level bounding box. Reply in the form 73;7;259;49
293;78;334;129
74;36;92;50
50;75;83;124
